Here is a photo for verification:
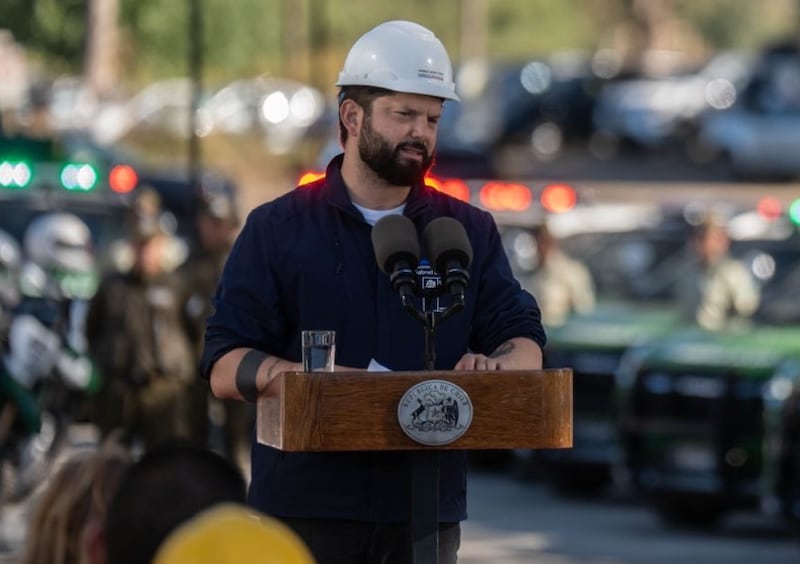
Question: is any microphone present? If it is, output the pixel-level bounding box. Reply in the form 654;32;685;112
372;214;420;301
422;217;473;302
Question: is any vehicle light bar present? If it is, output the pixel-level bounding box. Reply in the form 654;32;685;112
540;183;577;213
425;175;470;202
109;164;138;193
60;163;98;191
0;160;32;189
479;181;532;212
756;196;782;220
789;198;800;226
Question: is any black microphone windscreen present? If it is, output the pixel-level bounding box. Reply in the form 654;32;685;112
422;217;473;272
371;214;421;274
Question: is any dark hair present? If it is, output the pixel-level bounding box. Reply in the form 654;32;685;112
338;85;395;145
105;442;247;564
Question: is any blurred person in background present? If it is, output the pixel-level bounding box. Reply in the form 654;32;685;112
1;213;99;502
0;229;21;338
527;222;596;326
178;174;247;458
675;215;760;330
86;189;195;449
18;80;54;138
101;442;247;564
19;443;131;564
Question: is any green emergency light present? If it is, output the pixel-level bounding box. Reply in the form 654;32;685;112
789;198;800;226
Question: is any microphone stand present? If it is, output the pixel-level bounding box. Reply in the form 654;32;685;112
399;290;465;564
400;292;464;371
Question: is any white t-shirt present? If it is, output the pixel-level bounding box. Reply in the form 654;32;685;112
352;202;406;226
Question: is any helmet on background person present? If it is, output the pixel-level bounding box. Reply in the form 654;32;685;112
127;186;173;242
153;504;315;564
336;20;460;101
0;229;22;309
194;171;240;228
21;212;97;299
23;213;94;274
114;186;188;273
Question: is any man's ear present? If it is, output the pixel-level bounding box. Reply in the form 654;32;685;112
340;100;363;137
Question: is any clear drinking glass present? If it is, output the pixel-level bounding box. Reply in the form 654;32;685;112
301;330;336;372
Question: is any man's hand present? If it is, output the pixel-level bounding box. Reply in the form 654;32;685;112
454;337;543;371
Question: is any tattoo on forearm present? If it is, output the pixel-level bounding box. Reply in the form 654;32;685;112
490;341;515;358
236;349;269;402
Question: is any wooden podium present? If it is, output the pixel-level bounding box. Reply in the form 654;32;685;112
257;369;572;563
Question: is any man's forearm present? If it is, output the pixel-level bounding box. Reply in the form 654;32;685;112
490;337;543;370
209;348;299;401
454;337;543;371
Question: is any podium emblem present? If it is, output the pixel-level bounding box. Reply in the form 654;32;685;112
397;379;473;445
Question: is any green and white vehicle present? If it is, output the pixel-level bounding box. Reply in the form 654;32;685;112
518;208;692;491
762;357;800;531
616;232;800;526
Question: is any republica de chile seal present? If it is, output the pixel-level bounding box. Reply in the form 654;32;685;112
397;379;473;446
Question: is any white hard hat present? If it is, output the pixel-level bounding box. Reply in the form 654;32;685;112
23;213;94;273
336;20;460;101
0;229;21;307
0;229;21;271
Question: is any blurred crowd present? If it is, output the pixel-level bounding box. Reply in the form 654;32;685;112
18;441;314;564
1;20;799;559
523;209;762;331
0;159;274;558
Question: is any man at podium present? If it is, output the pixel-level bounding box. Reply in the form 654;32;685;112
201;20;546;564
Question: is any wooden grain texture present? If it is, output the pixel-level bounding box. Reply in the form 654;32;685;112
256;369;572;452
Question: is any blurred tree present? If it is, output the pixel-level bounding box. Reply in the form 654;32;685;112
678;0;800;50
85;0;119;98
281;0;310;81
3;0;800;93
486;0;618;59
601;0;709;75
2;0;86;73
119;0;189;80
460;0;488;60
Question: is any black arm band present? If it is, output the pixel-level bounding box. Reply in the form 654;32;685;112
235;349;269;402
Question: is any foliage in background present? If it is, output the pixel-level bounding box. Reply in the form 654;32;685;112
678;0;799;49
2;0;86;74
3;0;799;90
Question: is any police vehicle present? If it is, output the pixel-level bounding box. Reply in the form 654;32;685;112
0;134;139;266
762;357;800;532
615;217;800;526
522;206;692;492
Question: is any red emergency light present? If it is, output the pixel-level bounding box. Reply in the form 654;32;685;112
425;175;470;202
109;164;138;194
479;181;532;212
540;183;577;213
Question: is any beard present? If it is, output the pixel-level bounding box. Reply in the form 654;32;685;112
358;116;434;186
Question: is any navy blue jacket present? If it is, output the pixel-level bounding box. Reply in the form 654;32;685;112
201;155;545;522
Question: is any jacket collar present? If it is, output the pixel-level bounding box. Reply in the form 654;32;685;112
323;154;432;220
